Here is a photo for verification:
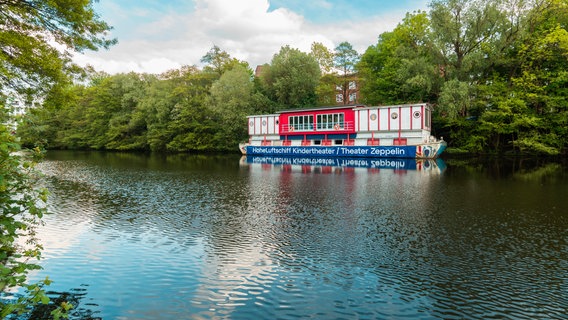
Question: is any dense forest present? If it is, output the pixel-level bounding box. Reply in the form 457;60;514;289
15;0;568;155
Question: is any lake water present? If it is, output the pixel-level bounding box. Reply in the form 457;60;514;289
24;151;568;319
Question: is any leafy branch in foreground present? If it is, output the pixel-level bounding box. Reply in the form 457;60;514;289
0;111;66;317
1;0;114;314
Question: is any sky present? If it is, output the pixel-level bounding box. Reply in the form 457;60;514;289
74;0;430;74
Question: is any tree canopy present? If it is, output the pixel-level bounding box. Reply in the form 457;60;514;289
310;42;335;74
357;0;568;155
0;0;115;98
259;45;321;109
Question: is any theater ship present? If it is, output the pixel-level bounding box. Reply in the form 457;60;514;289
239;103;446;159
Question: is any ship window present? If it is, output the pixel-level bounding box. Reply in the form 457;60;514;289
314;140;321;145
316;113;344;130
334;140;343;145
288;115;314;131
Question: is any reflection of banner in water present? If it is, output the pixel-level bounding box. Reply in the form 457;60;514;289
243;156;446;172
247;145;415;158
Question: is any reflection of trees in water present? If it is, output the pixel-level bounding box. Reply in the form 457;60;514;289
512;163;563;181
445;156;566;180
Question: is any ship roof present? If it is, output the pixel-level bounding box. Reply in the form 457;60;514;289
357;103;429;110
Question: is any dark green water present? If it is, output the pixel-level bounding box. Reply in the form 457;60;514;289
25;151;568;319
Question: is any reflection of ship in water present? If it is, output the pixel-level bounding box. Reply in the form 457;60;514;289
240;155;446;174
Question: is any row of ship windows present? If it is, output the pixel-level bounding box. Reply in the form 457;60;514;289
288;113;345;131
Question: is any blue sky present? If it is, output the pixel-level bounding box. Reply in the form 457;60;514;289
77;0;429;74
269;0;426;23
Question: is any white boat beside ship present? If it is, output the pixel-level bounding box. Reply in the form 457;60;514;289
240;103;446;159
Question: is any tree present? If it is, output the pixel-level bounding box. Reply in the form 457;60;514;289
310;42;335;74
137;73;179;152
334;42;359;76
429;0;505;81
333;42;359;105
102;73;154;150
201;45;251;78
489;0;568;154
208;65;255;149
438;79;471;119
430;0;568;154
21;72;151;151
165;65;217;152
16;82;84;149
0;0;116;97
358;11;438;104
260;45;321;109
316;74;339;106
357;35;397;105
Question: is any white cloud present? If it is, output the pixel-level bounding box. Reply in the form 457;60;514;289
74;0;421;75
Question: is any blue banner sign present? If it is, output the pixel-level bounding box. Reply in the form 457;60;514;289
246;145;417;158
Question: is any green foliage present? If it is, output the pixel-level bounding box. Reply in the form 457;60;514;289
310;42;335;74
357;11;439;104
438;79;472;118
0;107;69;317
260;45;321;109
429;0;508;81
357;0;568;155
101;73;155;150
201;45;251;78
357;41;394;105
333;42;360;105
208;65;255;146
0;0;115;98
17;53;272;153
334;42;359;75
316;74;340;106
